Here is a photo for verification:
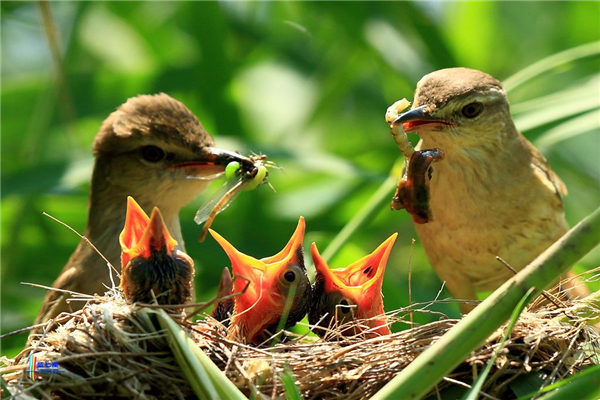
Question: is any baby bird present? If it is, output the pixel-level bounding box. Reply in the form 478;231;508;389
210;217;312;344
309;234;397;338
120;197;194;305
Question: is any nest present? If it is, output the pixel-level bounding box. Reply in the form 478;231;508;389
2;289;599;400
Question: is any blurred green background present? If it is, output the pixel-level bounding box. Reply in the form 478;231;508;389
2;1;599;357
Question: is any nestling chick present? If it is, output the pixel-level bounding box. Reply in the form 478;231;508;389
210;217;312;344
120;197;194;305
309;234;397;338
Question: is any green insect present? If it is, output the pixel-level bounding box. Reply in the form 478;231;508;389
195;155;271;241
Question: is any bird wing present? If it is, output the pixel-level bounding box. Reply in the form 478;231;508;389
528;141;567;202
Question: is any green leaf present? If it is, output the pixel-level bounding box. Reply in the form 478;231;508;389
322;173;398;262
371;206;600;400
79;4;157;74
513;89;600;133
280;365;302;400
461;287;536;400
521;365;600;400
510;371;547;398
1;376;13;398
153;309;247;400
510;75;600;116
503;41;600;92
534;110;600;151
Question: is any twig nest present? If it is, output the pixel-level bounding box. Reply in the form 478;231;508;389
3;293;599;399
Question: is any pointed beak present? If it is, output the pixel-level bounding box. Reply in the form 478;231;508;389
204;147;259;170
312;234;397;307
392;105;428;125
122;205;178;266
261;217;305;264
345;233;397;304
311;234;397;335
393;105;452;133
311;243;351;297
209;229;266;306
120;197;150;268
209;223;306;343
168;147;258;176
216;267;233;299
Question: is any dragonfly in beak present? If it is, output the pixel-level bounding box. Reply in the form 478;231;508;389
309;233;397;338
209;217;311;345
119;197;195;306
173;149;273;242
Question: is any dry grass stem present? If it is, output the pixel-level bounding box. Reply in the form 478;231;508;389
2;279;598;399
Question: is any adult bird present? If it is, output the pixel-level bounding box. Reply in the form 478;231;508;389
309;234;397;338
209;217;312;345
394;68;589;312
119;197;194;306
35;93;255;326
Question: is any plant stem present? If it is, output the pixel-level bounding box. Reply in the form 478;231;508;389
322;174;398;262
372;206;600;400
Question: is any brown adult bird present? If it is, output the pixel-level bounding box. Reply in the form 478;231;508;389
209;217;311;345
34;93;255;326
119;197;194;305
309;234;397;338
394;67;589;312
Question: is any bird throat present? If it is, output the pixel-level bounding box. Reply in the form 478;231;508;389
84;166;186;279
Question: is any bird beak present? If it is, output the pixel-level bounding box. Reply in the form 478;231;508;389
393;105;451;133
261;217;306;264
120;198;178;267
120;197;150;268
209;220;306;343
216;267;233;299
169;147;259;176
342;233;397;300
311;233;397;333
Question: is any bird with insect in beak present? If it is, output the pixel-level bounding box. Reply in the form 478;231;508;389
209;217;312;345
34;94;261;328
391;68;589;313
309;234;397;339
119;197;194;306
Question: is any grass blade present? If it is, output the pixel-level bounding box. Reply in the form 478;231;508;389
513;92;599;133
535;365;600;400
461;287;536;400
153;309;247;400
535;110;600;150
510;75;600;115
280;365;302;400
1;376;12;398
503;41;600;92
322;163;400;262
371;206;600;400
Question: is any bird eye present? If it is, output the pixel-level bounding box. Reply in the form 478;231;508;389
339;299;352;314
141;146;166;162
461;102;483;118
283;270;297;283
